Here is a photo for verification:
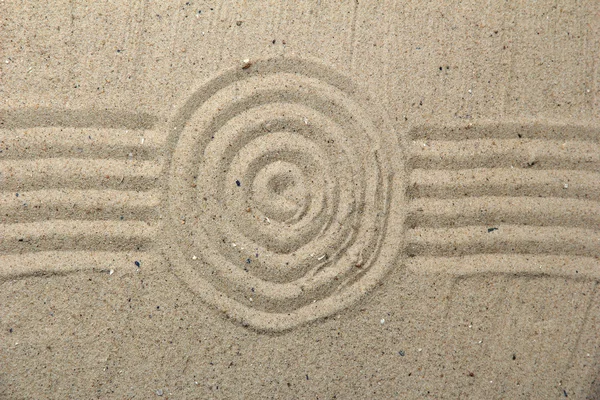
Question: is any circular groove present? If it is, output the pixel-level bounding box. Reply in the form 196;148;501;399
165;58;405;331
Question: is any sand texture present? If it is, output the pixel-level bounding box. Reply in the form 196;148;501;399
1;1;599;399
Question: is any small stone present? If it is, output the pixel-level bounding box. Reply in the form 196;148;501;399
156;389;163;396
380;318;385;324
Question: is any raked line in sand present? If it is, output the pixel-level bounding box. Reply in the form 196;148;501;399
1;59;598;330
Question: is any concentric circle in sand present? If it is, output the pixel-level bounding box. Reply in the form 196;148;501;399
164;58;405;331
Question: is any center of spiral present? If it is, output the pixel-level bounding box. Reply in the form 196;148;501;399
252;161;309;223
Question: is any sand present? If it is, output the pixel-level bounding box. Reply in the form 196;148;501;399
1;1;599;398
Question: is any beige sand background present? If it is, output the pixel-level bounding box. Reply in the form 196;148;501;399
1;1;599;398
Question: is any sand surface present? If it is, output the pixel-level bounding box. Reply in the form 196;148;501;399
1;1;599;398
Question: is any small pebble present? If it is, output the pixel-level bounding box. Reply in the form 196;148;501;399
134;261;141;268
155;389;163;396
380;318;385;324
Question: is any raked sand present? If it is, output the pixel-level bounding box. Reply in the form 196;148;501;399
1;1;599;398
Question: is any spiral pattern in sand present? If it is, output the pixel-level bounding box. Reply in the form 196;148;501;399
165;58;404;330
